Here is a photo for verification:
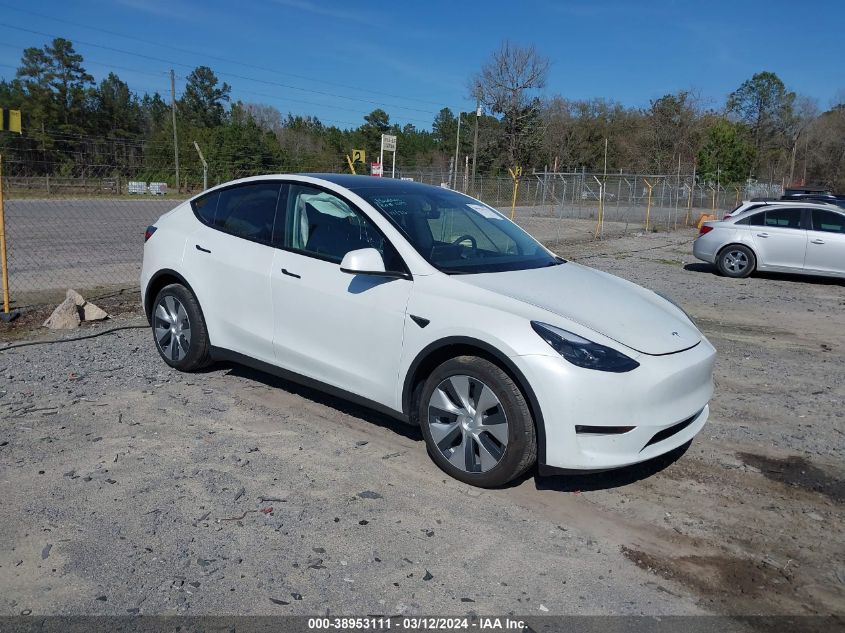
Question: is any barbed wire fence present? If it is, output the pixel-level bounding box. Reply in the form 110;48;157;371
0;155;783;310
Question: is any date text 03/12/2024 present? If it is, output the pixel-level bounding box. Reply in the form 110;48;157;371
307;617;527;630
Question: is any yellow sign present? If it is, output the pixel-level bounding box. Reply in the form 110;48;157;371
351;149;365;163
0;109;21;134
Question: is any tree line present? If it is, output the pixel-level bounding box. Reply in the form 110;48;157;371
0;38;843;191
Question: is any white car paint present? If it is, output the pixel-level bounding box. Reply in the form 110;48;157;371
142;174;716;473
693;200;845;278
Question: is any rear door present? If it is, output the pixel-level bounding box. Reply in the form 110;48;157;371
747;207;807;271
182;182;283;364
804;209;845;275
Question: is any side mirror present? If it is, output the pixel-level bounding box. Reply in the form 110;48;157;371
340;248;388;275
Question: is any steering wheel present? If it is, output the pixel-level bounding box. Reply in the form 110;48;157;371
451;234;477;250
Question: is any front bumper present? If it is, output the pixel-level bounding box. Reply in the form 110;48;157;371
517;338;716;471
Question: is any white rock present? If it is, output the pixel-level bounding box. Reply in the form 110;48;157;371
43;297;81;329
66;288;86;306
82;301;109;321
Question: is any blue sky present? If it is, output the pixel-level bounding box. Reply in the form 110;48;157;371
0;0;843;130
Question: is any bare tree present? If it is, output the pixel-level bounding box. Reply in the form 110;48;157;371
241;102;283;132
787;95;819;184
474;41;549;167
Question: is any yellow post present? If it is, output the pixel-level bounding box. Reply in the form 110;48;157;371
0;154;10;314
734;186;741;207
685;185;692;226
507;166;521;220
345;155;357;175
643;178;655;231
711;187;716;211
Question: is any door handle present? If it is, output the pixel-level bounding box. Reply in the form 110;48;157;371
281;268;301;279
756;233;769;238
195;244;211;253
810;239;825;245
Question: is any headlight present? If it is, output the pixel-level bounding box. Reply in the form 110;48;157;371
531;321;639;373
655;291;695;325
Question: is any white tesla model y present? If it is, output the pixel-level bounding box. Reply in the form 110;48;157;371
141;175;715;487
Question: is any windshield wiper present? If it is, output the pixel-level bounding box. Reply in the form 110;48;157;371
438;268;476;275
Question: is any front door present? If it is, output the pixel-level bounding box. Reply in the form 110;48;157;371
271;184;412;409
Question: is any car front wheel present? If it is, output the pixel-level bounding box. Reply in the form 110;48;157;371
419;356;537;487
152;283;211;371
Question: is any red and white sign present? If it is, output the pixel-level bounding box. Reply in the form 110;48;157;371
371;162;383;177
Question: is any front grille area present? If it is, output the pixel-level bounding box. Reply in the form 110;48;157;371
641;410;702;451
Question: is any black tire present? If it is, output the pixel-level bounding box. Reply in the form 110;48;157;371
716;244;756;278
418;356;537;487
151;283;211;371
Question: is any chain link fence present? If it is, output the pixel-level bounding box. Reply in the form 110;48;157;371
0;159;782;309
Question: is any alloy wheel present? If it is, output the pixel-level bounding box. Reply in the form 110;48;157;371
154;295;192;362
723;249;749;274
427;374;509;473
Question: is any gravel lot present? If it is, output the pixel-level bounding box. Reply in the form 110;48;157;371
1;222;843;620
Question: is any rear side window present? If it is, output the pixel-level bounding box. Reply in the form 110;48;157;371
192;191;219;225
191;183;282;244
748;208;802;228
811;209;845;234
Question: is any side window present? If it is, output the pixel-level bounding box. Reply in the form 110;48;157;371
762;208;802;229
191;191;219;226
213;183;282;244
286;185;404;271
812;210;845;234
747;211;766;226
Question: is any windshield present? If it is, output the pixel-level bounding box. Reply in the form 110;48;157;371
353;186;561;274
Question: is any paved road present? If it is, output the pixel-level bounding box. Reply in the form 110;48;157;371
5;198;177;302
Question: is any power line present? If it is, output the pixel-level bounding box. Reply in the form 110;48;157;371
0;40;170;83
0;23;440;117
0;3;447;108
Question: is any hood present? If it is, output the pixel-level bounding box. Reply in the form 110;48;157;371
456;262;700;355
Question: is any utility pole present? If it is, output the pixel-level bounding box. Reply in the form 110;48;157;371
471;99;480;182
170;69;180;194
453;112;462;189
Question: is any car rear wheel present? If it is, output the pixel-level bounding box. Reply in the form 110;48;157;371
717;245;755;278
419;356;536;487
152;283;211;371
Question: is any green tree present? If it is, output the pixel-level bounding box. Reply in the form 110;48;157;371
96;73;141;137
432;107;457;151
727;72;795;166
358;108;390;159
180;66;231;127
697;119;755;184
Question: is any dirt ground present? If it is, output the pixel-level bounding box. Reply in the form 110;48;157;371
1;219;843;621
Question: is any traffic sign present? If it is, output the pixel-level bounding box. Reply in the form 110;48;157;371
371;162;383;177
352;149;365;163
0;109;21;134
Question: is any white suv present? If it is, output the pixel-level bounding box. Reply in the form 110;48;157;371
141;174;715;487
